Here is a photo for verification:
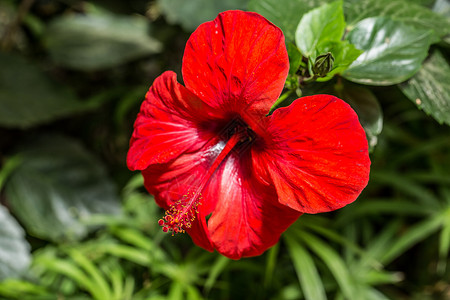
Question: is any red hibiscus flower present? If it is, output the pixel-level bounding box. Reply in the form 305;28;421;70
127;10;370;259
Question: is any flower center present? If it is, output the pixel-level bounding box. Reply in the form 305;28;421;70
159;119;255;235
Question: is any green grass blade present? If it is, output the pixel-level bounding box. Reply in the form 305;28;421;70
264;243;279;288
370;171;441;209
34;255;100;299
300;231;356;300
67;249;112;300
204;255;229;294
438;208;450;274
381;215;445;265
285;233;326;300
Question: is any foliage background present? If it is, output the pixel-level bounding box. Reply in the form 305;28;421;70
0;0;449;299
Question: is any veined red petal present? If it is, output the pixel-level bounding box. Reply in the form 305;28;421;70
206;154;302;259
127;71;216;171
182;10;289;128
141;147;221;252
261;95;371;214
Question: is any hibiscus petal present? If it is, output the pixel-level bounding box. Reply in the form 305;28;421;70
262;95;371;214
127;71;215;171
206;154;302;259
182;10;289;127
141;147;222;252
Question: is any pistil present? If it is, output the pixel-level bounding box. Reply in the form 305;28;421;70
159;129;246;234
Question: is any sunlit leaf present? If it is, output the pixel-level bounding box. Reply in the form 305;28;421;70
295;0;345;58
0;279;51;299
343;17;433;85
4;135;121;242
399;50;450;126
0;206;30;281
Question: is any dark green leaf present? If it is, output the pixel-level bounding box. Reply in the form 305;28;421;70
399;50;450;126
4;135;121;242
344;0;450;41
0;53;87;129
45;12;162;71
343;17;433;85
338;83;383;150
0;206;30;281
295;0;345;58
380;214;445;265
287;43;303;75
248;0;330;42
158;0;248;32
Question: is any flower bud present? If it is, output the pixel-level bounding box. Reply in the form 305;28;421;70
312;52;334;77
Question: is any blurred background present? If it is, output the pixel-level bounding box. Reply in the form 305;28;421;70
0;0;449;299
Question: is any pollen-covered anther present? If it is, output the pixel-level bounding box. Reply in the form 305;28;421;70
158;192;202;235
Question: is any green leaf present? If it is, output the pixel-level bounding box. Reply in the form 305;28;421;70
287;43;303;75
337;82;383;150
343;17;433;85
380;214;446;265
44;11;162;71
0;53;88;129
158;0;248;32
0;206;31;281
0;279;51;299
285;235;326;300
204;256;230;293
4;135;121;242
33;253;102;299
67;249;112;300
295;0;345;58
438;208;450;273
344;0;450;41
399;50;450;126
248;0;330;42
300;232;357;300
370;171;441;208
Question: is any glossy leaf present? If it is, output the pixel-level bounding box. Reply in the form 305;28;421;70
399;50;450;126
295;0;345;58
158;0;248;31
344;0;450;41
45;11;162;70
338;83;383;150
248;0;330;42
0;53;87;129
343;17;433;85
0;206;31;281
4;135;121;242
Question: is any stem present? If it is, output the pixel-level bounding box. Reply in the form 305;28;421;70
269;89;294;114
